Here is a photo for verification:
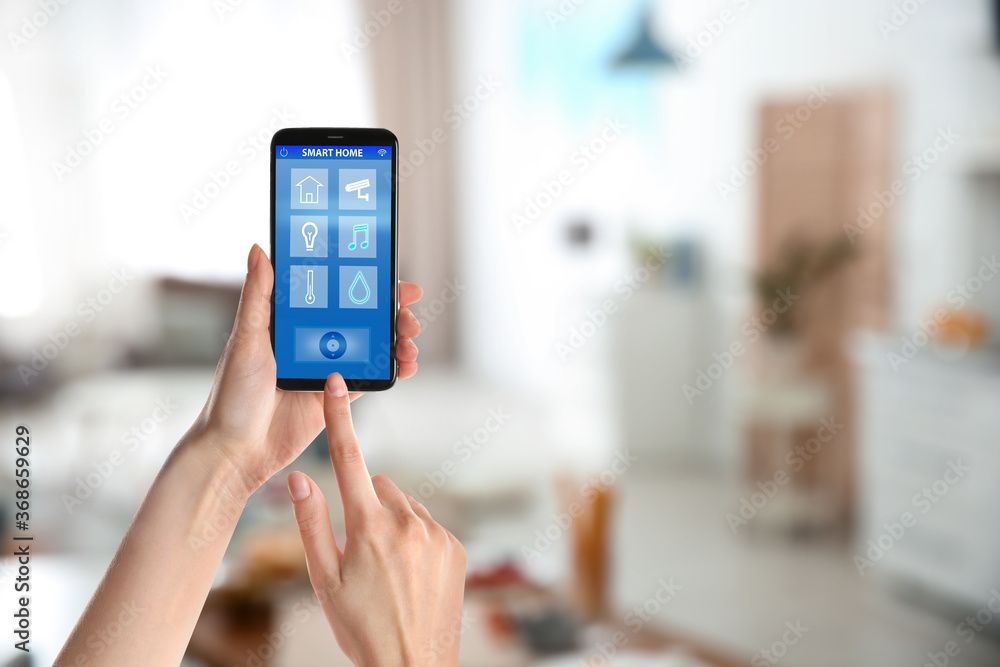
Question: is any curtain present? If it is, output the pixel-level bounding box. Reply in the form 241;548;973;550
361;0;457;364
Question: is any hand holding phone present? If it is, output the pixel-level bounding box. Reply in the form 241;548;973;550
192;245;421;498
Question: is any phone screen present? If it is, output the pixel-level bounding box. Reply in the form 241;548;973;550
272;141;396;388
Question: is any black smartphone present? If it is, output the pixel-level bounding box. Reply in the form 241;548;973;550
270;127;398;392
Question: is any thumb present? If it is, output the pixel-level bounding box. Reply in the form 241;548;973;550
231;244;273;346
288;472;342;585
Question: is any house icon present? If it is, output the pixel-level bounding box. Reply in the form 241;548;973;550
296;175;324;204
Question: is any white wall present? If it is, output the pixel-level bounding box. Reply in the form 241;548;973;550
0;0;373;347
452;0;998;467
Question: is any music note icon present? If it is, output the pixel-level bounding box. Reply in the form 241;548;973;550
348;224;369;250
339;217;376;258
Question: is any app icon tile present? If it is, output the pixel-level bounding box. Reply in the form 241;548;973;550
290;264;328;308
294;327;371;363
339;169;376;211
339;265;377;309
338;216;376;258
291;168;329;210
290;216;328;258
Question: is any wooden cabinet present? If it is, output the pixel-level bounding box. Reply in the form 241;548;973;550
751;90;895;527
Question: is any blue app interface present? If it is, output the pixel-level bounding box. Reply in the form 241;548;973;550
274;145;393;381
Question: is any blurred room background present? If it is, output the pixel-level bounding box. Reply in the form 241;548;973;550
2;0;1000;665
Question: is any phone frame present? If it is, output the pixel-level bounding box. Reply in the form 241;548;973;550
270;127;399;392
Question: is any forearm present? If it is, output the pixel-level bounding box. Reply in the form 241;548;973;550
55;431;252;667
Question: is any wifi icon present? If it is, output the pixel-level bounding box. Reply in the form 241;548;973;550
377;149;388;157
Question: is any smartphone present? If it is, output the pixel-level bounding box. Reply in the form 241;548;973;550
270;127;398;392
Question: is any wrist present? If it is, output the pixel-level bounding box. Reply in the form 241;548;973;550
172;428;256;509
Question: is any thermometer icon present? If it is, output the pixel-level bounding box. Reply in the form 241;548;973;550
305;269;316;304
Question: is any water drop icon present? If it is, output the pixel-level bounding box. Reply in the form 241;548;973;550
349;271;371;305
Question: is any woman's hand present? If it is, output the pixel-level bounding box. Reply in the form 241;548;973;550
287;373;467;667
56;246;426;667
192;243;423;497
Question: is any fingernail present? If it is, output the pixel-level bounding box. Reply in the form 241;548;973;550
327;373;347;397
287;472;311;502
248;244;261;271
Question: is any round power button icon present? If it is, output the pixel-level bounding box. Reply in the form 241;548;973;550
279;147;288;157
319;331;347;360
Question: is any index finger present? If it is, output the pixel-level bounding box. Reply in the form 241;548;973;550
323;373;379;519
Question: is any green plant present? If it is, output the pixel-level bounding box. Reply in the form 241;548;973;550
754;232;857;337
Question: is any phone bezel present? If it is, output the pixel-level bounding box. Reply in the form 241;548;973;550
270;127;399;392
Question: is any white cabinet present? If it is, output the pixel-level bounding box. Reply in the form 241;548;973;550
855;335;1000;606
612;289;711;467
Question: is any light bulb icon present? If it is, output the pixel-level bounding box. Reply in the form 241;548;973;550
301;221;318;252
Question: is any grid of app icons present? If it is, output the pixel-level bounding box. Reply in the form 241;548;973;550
284;161;383;356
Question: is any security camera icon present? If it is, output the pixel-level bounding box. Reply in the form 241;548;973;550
345;179;371;202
